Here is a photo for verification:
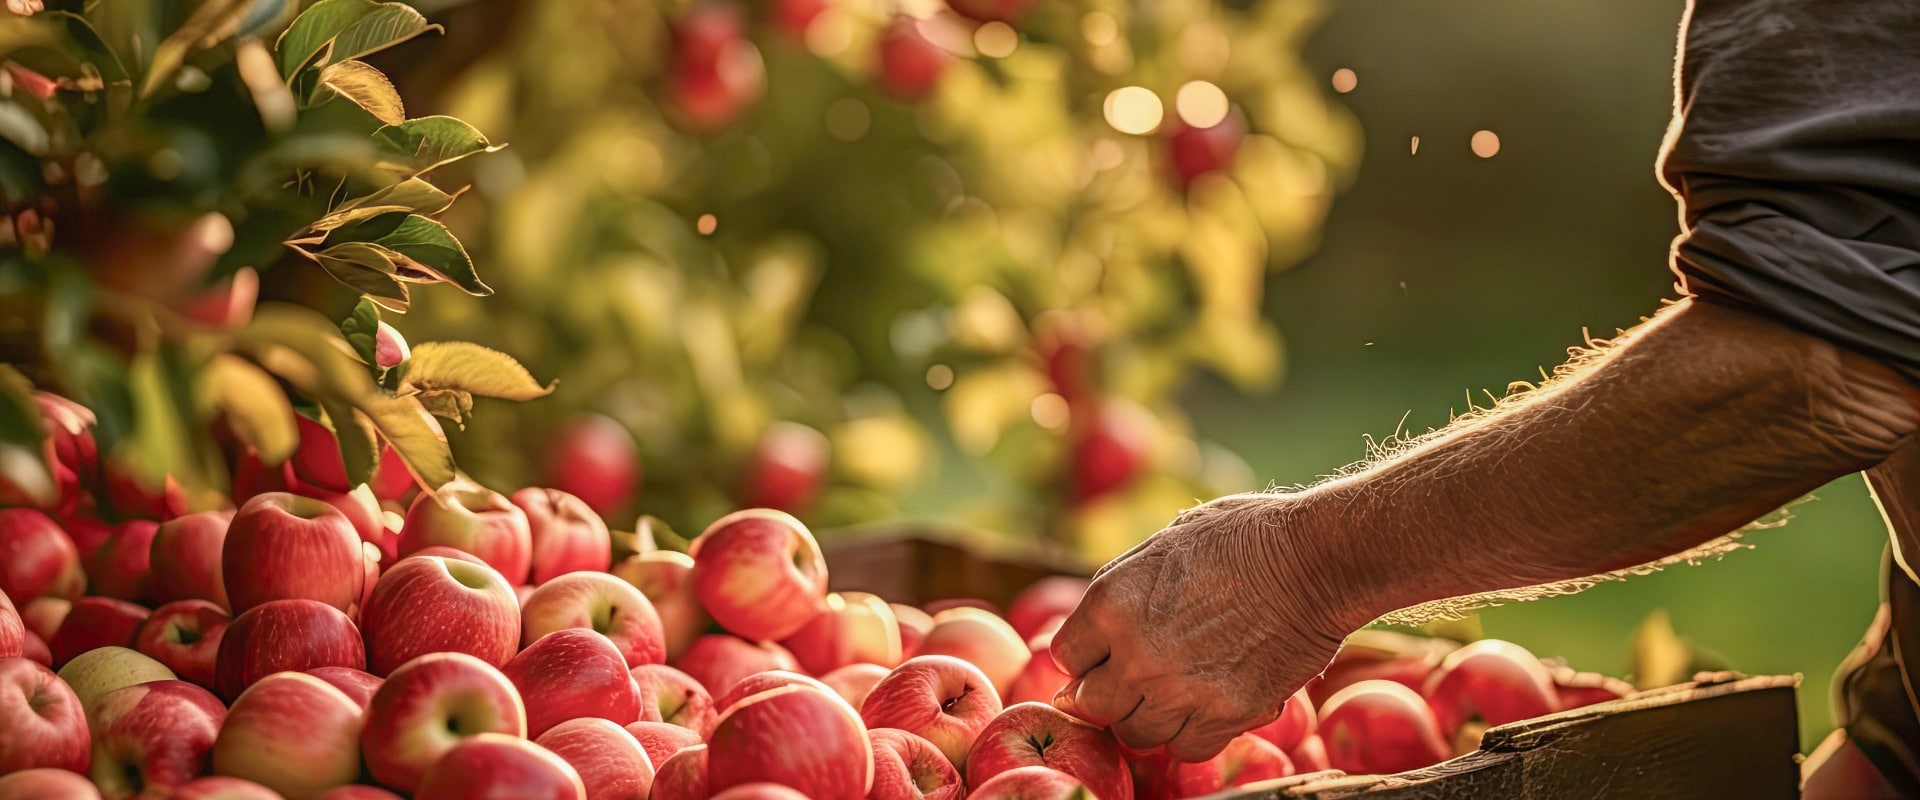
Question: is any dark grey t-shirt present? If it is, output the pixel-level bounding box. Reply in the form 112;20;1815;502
1660;0;1920;383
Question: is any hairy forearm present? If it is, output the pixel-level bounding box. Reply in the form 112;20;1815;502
1286;299;1920;625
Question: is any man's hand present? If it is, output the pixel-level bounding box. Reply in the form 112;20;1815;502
1048;493;1361;762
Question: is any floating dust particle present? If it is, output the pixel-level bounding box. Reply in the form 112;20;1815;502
697;214;717;235
1471;130;1501;158
1331;68;1358;94
1102;86;1163;135
1410;136;1420;155
925;364;954;390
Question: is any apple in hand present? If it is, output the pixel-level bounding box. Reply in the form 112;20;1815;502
650;744;707;800
0;768;103;799
215;598;366;702
307;666;383;709
50;596;151;667
223;493;364;616
868;728;963;800
781;591;903;675
84;519;159;603
360;555;519;675
820;662;890;710
535;717;655;800
0;657;90;773
361;651;528;794
917;607;1028;696
612;551;706;661
1170;733;1293;796
1006;577;1086;642
625;721;702;771
706;685;872;799
713;670;837;716
88;679;227;799
967;702;1132;800
213;672;364;799
860;655;1002;770
1419;639;1560;736
151;510;235;610
688;509;829;643
521;571;665;668
513;488;613;584
400;482;534;585
631;664;719;735
1317;679;1452;776
0;508;85;603
676;635;801;698
969;766;1097;800
543;414;640;521
504;628;644;737
414;733;588;800
134;599;229;690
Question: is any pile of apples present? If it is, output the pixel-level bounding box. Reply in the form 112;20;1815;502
0;391;1634;800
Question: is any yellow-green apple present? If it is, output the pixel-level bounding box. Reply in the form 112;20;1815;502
169;775;286;799
21;596;68;641
504;628;643;737
0;656;90;772
1419;639;1560;737
710;785;808;800
84;520;159;603
917;608;1028;696
51;597;151;667
1170;733;1293;796
687;509;828;643
55;646;173;720
1006;578;1087;642
969;766;1097;800
624;721;701;769
892;604;932;657
0;767;103;799
0;508;84;603
134;600;229;690
534;717;655;800
612;551;706;661
361;651;528;793
1552;669;1633;711
1317;680;1451;775
212;672;364;799
1288;733;1330;773
542;414;640;520
414;733;587;800
675;635;801;698
399;483;533;585
1249;689;1316;752
868;728;963;800
1005;630;1069;706
713;670;837;716
360;555;519;675
874;16;950;103
315;786;403;800
214;599;365;702
631;664;718;735
520;571;665;668
707;685;872;799
87;679;226;799
650;744;707;800
370;445;417;504
966;702;1131;800
859;655;1002;770
306;667;383;709
20;630;48;667
287;415;351;494
150;510;234;610
781;592;903;675
737;422;829;514
513;489;612;584
222;493;363;616
820;662;890;710
0;591;19;660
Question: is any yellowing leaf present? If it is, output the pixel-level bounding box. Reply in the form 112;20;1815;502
318;59;405;124
203;355;299;465
400;342;553;401
360;394;454;490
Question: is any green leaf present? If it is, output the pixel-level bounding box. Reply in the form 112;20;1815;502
401;342;554;401
360;394;453;490
297;178;455;238
202;354;299;465
308;241;413;312
325;4;435;69
275;0;432;80
341;298;381;368
373;115;503;176
35;11;128;83
0;137;44;206
0;364;45;450
141;0;253;98
312;59;404;123
317;401;377;487
367;214;489;296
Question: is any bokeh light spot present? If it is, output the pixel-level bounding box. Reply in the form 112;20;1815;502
804;9;856;58
1471;129;1501;158
925;364;954;390
1031;393;1070;429
825;97;871;142
1103;86;1163;135
697;214;718;235
1174;81;1229;128
1081;12;1118;46
975;22;1018;58
1090;138;1126;171
1331;68;1358;93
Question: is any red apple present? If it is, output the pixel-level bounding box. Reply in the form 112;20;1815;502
84;519;159;603
631;664;719;735
223;493;364;616
1069;400;1151;503
664;2;766;133
0;508;84;603
893;604;933;657
0;592;19;660
414;733;588;800
918;607;1028;696
860;655;1002;770
151;510;234;611
178;266;258;330
306;666;383;709
535;717;655;800
1306;638;1449;707
1248;689;1316;752
1419;639;1560;736
214;599;365;702
966;703;1131;800
362;651;528;793
54;646;173;721
168;776;286;799
1004;649;1069;707
513;488;612;585
875;17;950;102
1553;669;1634;711
51;596;150;667
688;509;828;643
625;720;701;767
87;679;227;799
360;555;519;675
543;414;640;520
920;599;1001;617
1162;108;1247;190
868;727;962;800
504;628;644;737
781;591;903;675
20;632;47;667
288;415;351;494
298;487;386;562
20;596;67;641
650;745;708;800
738;422;829;514
1317;679;1452;776
713;670;838;716
675;635;802;699
945;0;1032;24
0;768;103;799
1170;733;1293;796
1006;577;1086;642
612;550;707;661
709;785;807;800
407;546;489;566
98;464;187;521
229;447;290;504
369;446;417;503
820;662;890;710
134;599;229;690
969;766;1097;800
315;787;402;800
0;656;90;773
521;571;665;668
61;513;115;557
770;0;828;38
1288;733;1330;774
399;483;533;585
706;685;872;799
213;672;363;799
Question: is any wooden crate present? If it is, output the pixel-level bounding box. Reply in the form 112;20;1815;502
820;528;1805;800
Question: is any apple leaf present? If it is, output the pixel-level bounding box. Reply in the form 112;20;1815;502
413;389;473;427
401;342;554;402
1628;608;1693;691
340;298;382;369
315;59;405;124
202;354;299;465
317;401;378;488
366;215;488;296
276;0;433;81
373;115;503;176
309;241;412;312
141;0;254;99
300;178;456;237
238;305;385;406
36;11;128;83
359;394;454;491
